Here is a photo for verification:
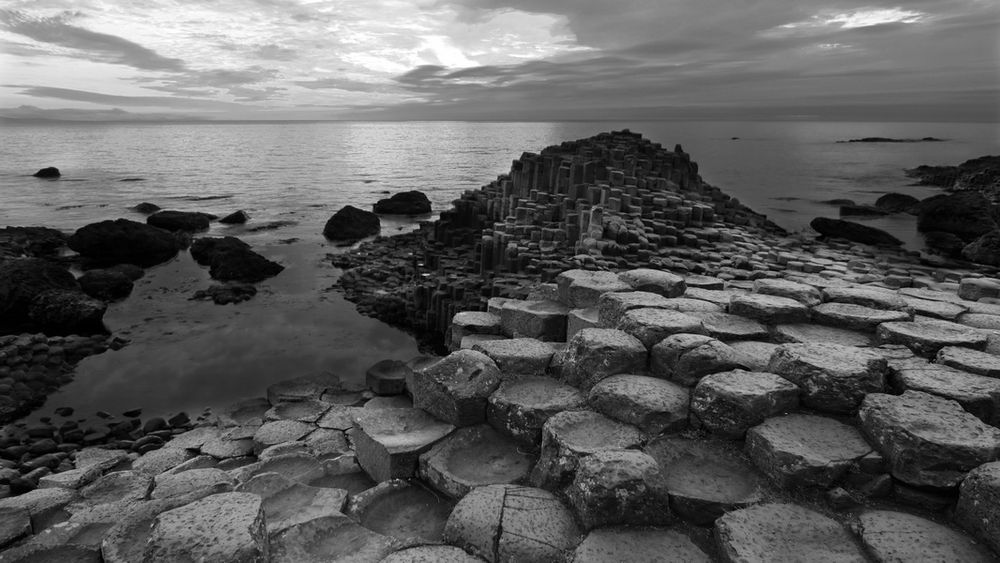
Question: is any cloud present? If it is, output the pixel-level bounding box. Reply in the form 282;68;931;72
253;43;297;61
8;85;248;109
0;9;186;71
0;104;206;121
293;78;389;93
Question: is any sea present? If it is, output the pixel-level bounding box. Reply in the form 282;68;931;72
1;120;997;421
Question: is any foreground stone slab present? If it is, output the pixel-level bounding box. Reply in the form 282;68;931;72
877;319;990;357
596;291;673;327
151;467;235;499
955;462;1000;555
530;410;643;490
99;492;216;563
237;471;347;534
715;503;867;562
571;527;710;563
556;269;632;308
350;480;454;543
486;376;587;447
812;302;912;332
471;338;554;376
857;509;996;563
410;350;501;426
560;328;647;391
890;363;1000;425
565;450;670;530
266;374;343;404
588;374;689;434
746;414;872;489
859;391;1000;487
270;514;397;563
937;346;1000;377
754;278;822;306
252;419;315;454
822;286;911;311
651;334;747;387
499;300;569;341
143;492;267;562
771;322;872;347
443;484;580;562
449;311;502;351
0;507;31;549
691;370;800;438
382;545;485;563
350;408;455;482
767;342;886;413
729;293;810;324
697;312;768;341
645;437;765;525
618;268;686;297
419;425;533;498
615;307;706;348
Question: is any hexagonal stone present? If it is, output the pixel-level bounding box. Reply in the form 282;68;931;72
958;313;1000;330
530;410;643;490
382;545;485;563
691;370;800;438
265;399;331;423
443;484;580;562
349;480;454;543
956;462;1000;554
160;426;221;450
267;374;344;404
657;297;724;313
151;468;235;499
645;436;765;525
472;338;554;377
959;277;1000;301
499;300;569;341
565;450;670;530
729;293;810;324
696;312;768;341
72;471;152;510
685;275;725;290
449;311;502;350
556;269;632;308
588;374;690;434
133;447;195;475
650;334;747;387
560;328;647;391
937;346;1000;377
746;414;873;489
236;471;347;534
901;295;968;321
410;350;501;426
572;527;710;563
270;514;397;563
877;319;990;357
822;286;911;310
0;507;30;550
0;488;75;535
767;343;887;413
316;404;363;431
618;268;686;297
754;278;822;306
350;407;455;482
419;425;533;498
715;503;867;562
566;307;599;340
231;453;325;486
889;363;1000;425
684;287;742;308
597;291;673;327
143;492;266;562
812;302;912;332
253;419;314;454
201;435;255;459
615;307;706;348
858;509;996;563
215;397;271;427
460;334;507;350
772;323;872;347
364;360;411;395
729;341;779;371
486;376;587;447
37;464;104;491
859;391;1000;488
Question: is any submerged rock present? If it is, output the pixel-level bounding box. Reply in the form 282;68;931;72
147;210;214;232
323;205;380;241
219;210;249;224
189;236;283;283
68;219;179;267
810;217;902;246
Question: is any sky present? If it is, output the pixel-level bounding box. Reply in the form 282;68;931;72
0;0;997;121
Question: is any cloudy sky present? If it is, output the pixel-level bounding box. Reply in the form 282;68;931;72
0;0;997;121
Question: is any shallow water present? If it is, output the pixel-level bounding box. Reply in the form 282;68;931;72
1;120;997;419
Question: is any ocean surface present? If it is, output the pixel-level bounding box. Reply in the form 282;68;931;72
1;120;997;421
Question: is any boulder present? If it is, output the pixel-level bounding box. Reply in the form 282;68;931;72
373;190;432;215
924;230;967;256
810;217;903;246
565;450;670;530
146;210;213;232
875;192;920;213
0;257;78;325
530;409;643;490
486;376;587;447
560;328;647;390
190;236;283;283
858;509;996;563
767;343;886;413
78;269;133;301
33;167;60;178
650;334;747;387
323;205;380;241
859;391;1000;487
68;219;179;267
715;503;867;562
691;370;800;438
0;226;67;259
963;230;1000;266
132;202;160;214
219;210;249;224
959;278;1000;301
588;374;690;434
28;289;107;334
917;191;998;241
955;462;1000;554
410;350;501;426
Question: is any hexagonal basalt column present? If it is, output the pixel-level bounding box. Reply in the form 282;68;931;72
486;376;587;447
565;450;670;530
767;342;887;413
690;370;799;438
350;407;455;482
410;350;502;426
560;328;647;391
529;410;643;490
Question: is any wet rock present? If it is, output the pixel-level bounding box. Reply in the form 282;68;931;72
560;328;647;390
729;293;810;324
67;219;179;267
498;299;569;341
33;167;60;178
151;467;235;499
565;450;669;530
373;190;431;215
715;503;867;562
471;338;554;376
323;205;380;241
77;269;134;301
28;289;107;334
443;484;580;562
936;345;1000;377
650;334;747;386
132;202;160;214
270;514;397;562
486;376;587;447
191;282;258;304
350;407;454;482
955;461;1000;555
189;236;284;283
691;369;800;438
143;492;266;562
252;420;314;454
0;257;78;325
767;342;887;413
530;409;643;490
615;307;705;348
917;191;997;241
746;414;872;489
572;527;710;563
857;509;996;563
410;350;501;426
877;319;990;357
236;471;347;534
556;269;631;308
588;374;690;434
859;391;1000;487
146;210;213;232
219;210;249;224
419;425;532;498
618;269;686;297
365;359;411;395
350;479;454;543
875;192;920;213
810;217;902;246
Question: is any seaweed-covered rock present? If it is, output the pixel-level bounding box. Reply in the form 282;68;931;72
0;258;78;325
917;192;998;242
323;205;380;241
147;210;213;232
809;217;902;246
373;191;431;215
68;219;179;267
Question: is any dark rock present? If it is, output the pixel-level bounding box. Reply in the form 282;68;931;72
67;219;179;267
373;191;432;215
190;237;283;283
875;193;920;214
841;137;945;143
190;237;250;265
219;210;249;224
0;258;78;325
839;205;889;217
192;283;257;305
107;263;145;281
32;167;60;178
168;412;190;427
962;230;1000;266
917;192;998;241
147;210;213;232
907;155;1000;190
28;289;107;334
132;202;161;214
78;269;134;301
810;217;902;246
922;231;966;256
822;199;855;206
0;227;67;259
324;205;380;241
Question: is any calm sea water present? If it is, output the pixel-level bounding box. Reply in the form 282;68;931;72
1;120;997;420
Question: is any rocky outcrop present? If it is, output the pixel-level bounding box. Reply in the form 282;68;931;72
962;230;1000;266
219;210;249;224
31;167;59;178
917;192;998;242
27;289;107;334
146;210;214;232
78;269;134;301
906;155;1000;191
323;205;380;241
0;227;66;260
874;192;920;214
67;219;179;267
373;191;432;215
810;217;902;246
0;258;78;327
189;237;283;284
